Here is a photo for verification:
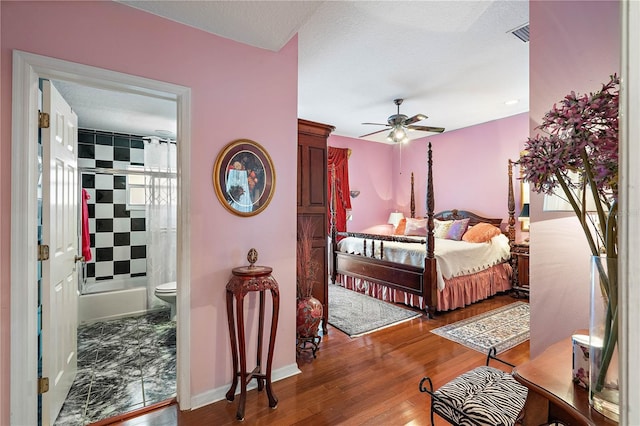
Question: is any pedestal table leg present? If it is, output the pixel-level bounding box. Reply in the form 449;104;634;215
235;293;247;421
265;287;279;408
256;290;265;392
225;290;238;402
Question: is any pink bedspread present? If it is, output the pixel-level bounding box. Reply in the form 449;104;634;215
335;262;512;312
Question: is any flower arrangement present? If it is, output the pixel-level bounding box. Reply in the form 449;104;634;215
296;218;319;299
519;75;619;399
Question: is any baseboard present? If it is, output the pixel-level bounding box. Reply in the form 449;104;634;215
190;363;301;410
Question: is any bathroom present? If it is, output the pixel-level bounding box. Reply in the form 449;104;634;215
53;123;178;423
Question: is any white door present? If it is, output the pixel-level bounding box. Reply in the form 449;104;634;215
41;80;79;425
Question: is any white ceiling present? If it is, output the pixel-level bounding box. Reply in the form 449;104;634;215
57;1;529;143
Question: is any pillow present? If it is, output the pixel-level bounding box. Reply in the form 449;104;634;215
433;219;453;239
393;218;407;235
462;222;502;243
404;218;428;236
445;218;471;241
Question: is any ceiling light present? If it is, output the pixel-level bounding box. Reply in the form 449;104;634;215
387;126;409;143
393;127;407;140
505;99;519;105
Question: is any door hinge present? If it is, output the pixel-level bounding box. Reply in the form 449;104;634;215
38;244;50;261
39;111;50;129
38;377;49;394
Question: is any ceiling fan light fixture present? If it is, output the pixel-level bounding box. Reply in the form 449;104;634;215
387;126;409;143
393;126;407;139
361;98;443;141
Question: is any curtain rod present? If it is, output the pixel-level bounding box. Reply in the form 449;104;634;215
78;166;176;177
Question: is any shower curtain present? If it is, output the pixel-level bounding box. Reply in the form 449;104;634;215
144;137;177;310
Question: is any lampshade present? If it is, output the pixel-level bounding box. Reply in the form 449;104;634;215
518;203;530;220
386;126;409;144
387;211;404;227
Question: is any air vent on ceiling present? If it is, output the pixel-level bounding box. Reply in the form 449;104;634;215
509;23;529;43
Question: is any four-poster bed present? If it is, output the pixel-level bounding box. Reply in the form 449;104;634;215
329;143;517;317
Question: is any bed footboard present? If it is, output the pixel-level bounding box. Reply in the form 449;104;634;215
335;252;424;294
334;252;438;317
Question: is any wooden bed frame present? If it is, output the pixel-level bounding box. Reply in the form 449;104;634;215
329;143;517;317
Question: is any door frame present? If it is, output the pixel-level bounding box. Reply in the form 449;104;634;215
10;50;192;425
620;2;640;424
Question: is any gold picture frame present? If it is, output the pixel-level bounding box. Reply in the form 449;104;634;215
213;139;276;217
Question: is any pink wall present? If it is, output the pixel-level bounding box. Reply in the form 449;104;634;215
1;1;298;419
396;113;528;229
328;135;395;233
529;0;620;357
329;114;528;237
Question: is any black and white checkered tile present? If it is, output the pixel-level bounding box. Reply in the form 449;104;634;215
79;129;147;282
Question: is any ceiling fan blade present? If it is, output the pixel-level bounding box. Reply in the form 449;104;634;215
361;122;389;126
359;128;390;138
407;125;446;133
403;114;428;126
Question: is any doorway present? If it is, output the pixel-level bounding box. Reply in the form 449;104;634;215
10;51;192;426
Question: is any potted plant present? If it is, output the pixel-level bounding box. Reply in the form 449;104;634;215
519;74;619;420
296;218;323;341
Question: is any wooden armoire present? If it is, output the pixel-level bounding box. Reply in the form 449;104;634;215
297;119;334;333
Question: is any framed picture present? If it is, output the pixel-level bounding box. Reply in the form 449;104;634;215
213;139;276;216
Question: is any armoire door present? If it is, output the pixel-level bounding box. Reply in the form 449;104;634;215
297;119;334;333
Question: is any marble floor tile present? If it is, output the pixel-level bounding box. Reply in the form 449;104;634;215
54;309;175;426
143;373;177;405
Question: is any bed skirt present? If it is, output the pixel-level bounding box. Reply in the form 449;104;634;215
334;262;512;312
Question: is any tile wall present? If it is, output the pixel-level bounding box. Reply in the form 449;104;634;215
78;129;147;282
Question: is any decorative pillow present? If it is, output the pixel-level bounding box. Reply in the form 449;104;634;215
404;218;428;236
445;218;471;241
462;222;502;243
393;218;407;235
433;219;453;239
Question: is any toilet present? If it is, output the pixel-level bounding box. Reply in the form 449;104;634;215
154;281;177;321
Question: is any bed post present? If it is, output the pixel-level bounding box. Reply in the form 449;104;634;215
410;172;416;218
330;164;338;284
507;159;516;247
424;143;437;318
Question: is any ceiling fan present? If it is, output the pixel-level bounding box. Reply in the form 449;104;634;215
360;98;445;143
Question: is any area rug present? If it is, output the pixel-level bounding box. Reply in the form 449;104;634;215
328;284;422;337
431;302;530;354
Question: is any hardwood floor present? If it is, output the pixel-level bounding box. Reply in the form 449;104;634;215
107;294;529;426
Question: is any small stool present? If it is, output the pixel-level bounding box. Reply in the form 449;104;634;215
419;348;528;426
225;265;279;421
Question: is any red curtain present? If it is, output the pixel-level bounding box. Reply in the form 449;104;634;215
328;147;351;235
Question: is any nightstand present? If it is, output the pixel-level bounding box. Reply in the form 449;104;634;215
511;242;529;298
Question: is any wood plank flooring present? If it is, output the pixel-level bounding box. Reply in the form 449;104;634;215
108;294;529;426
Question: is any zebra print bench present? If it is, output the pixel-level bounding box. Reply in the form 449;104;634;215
419;348;528;426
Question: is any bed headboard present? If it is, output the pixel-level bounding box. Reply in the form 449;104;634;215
434;209;503;228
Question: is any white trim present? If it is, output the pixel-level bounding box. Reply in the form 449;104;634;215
190;364;301;410
10;49;40;426
10;51;192;425
620;2;640;423
175;78;192;410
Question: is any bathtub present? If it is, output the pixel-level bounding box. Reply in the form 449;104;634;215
79;276;157;323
